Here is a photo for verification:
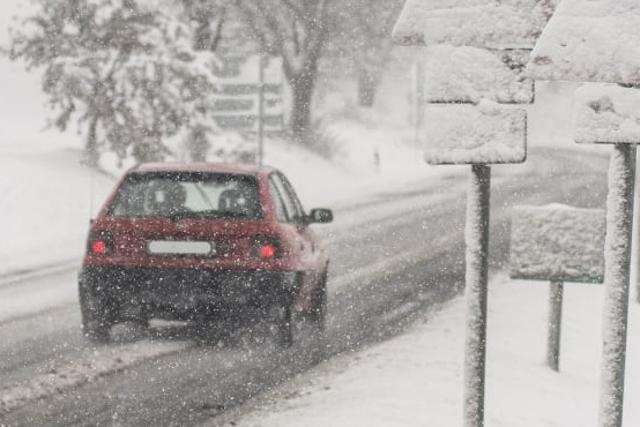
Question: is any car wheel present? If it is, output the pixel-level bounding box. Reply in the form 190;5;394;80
305;270;328;335
79;283;115;343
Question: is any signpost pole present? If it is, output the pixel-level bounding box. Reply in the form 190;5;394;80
599;143;636;427
463;163;491;427
547;280;563;372
411;62;424;146
257;55;266;166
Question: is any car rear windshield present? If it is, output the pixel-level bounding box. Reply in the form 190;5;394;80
108;172;262;219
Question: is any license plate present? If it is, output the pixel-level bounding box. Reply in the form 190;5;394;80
147;241;214;256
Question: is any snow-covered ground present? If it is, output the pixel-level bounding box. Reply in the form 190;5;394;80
0;149;114;276
3;4;636;426
231;272;640;427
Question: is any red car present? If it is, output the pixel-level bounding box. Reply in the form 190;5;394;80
79;162;333;345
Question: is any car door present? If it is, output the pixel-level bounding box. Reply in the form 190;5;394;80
268;173;318;269
279;173;322;264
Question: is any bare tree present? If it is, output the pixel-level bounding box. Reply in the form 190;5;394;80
179;0;401;139
231;0;331;140
180;0;227;52
329;0;404;107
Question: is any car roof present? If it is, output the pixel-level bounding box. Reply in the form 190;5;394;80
130;162;276;176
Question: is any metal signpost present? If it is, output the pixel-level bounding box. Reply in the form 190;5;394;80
510;205;606;371
257;54;266;166
527;1;640;425
393;1;553;425
425;101;526;427
410;62;424;146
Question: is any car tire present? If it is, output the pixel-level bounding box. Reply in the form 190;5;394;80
274;302;294;348
304;270;328;336
79;282;115;343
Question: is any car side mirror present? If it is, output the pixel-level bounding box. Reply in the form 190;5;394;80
308;208;333;224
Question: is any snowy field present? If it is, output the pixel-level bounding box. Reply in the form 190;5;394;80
231;272;640;427
0;135;438;278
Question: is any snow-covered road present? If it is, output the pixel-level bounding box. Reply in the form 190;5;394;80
0;148;610;426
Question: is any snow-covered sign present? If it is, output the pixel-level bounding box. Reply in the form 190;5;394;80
510;205;605;283
424;102;527;164
425;47;534;104
212;55;284;132
392;0;556;49
574;84;640;144
528;0;640;84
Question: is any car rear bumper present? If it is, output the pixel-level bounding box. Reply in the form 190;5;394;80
79;265;298;318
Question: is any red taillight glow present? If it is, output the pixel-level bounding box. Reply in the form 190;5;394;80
259;243;277;258
91;240;108;254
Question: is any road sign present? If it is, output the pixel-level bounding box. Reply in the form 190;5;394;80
528;0;640;84
392;0;554;49
211;55;284;133
424;103;527;165
574;84;640;144
510;204;605;373
425;47;534;104
510;205;605;283
529;2;640;424
393;2;544;425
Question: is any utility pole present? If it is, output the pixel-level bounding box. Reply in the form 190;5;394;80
257;54;266;166
411;62;424;146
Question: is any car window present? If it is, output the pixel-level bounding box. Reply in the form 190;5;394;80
268;177;289;222
269;173;303;223
108;172;262;219
278;173;306;218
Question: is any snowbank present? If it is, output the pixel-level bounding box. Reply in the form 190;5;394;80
0;149;113;276
232;273;640;427
0;136;436;278
528;0;640;84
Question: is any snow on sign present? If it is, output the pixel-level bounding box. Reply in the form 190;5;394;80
425;47;534;104
510;205;605;283
574;84;640;144
424;101;527;165
528;0;640;84
392;0;556;49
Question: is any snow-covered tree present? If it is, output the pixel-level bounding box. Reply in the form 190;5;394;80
328;0;404;107
180;0;227;52
7;0;219;166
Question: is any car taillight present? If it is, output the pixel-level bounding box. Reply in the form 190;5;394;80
91;240;108;254
253;237;281;259
88;231;113;255
259;243;277;258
